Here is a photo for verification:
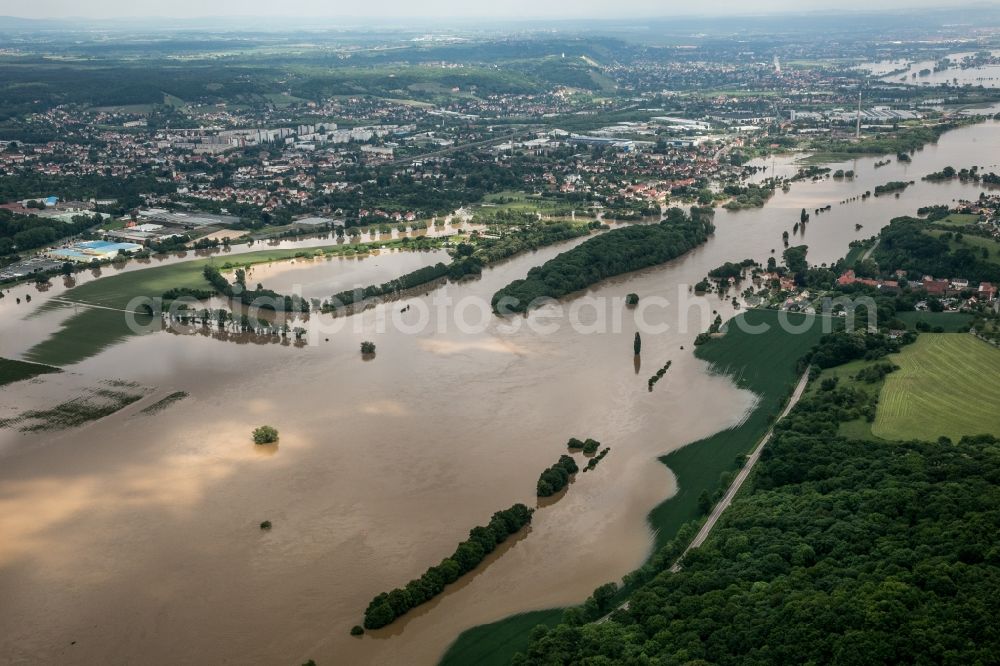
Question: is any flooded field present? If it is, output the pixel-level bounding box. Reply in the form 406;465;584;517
226;248;449;302
861;50;1000;88
2;119;1000;665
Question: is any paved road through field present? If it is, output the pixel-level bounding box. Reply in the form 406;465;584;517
597;367;812;621
668;367;812;571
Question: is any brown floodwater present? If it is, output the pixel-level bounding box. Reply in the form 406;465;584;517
2;120;1000;665
862;50;1000;88
225;248;450;302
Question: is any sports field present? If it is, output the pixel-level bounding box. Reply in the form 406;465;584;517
873;334;1000;442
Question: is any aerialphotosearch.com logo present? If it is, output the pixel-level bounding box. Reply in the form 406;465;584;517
124;286;879;342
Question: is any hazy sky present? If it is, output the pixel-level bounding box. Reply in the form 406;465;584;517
0;0;984;20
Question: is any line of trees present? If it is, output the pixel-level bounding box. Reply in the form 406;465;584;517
324;221;593;310
568;437;601;455
161;286;215;302
325;261;459;309
873;180;912;196
492;208;714;313
202;265;309;312
647;359;672;390
583;447;611;472
537;454;580;497
362;503;534;630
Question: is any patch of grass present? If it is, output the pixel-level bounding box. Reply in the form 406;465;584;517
139;391;189;415
24;306;155;367
896;311;973;332
0;386;146;432
842;241;873;268
92;103;156;114
478;190;582;218
648;310;828;551
439;610;564;666
934;213;981;228
0;356;60;387
873;333;1000;442
926;229;1000;263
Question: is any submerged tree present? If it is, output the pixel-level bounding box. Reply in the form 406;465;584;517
252;425;279;445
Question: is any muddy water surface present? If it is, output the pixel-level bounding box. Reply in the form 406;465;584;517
2;120;1000;665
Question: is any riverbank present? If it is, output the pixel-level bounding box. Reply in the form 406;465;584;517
439;309;829;665
21;239;450;366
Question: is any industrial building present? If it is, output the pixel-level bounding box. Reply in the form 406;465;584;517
47;240;144;263
136;209;241;229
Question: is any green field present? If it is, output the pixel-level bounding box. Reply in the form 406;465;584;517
64;242;422;311
926;229;1000;263
439;309;829;665
933;213;981;228
0;356;60;387
25;306;153;367
478;190;583;219
842;241;874;268
438;610;563;666
896;310;973;332
648;310;828;550
873;333;1000;442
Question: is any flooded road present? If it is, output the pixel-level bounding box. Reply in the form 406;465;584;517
2;119;1000;665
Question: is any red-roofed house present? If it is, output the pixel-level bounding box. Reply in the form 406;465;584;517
837;269;856;286
837;270;899;291
922;277;950;296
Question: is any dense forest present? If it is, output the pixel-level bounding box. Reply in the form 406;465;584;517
874;216;1000;283
0;172;176;213
492;208;714;313
0;209;99;257
473;221;594;264
514;377;1000;664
